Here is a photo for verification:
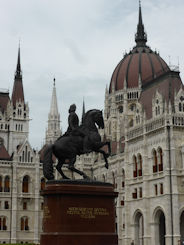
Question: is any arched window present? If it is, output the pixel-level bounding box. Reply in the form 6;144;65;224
153;149;158;173
25;217;29;230
133;155;138;178
158;148;163;171
0;216;7;230
156;107;158;115
154;210;166;245
138;154;142;177
0;176;2;192
20;217;29;231
21;217;24;231
40;178;45;190
22;176;29;193
4;176;10;192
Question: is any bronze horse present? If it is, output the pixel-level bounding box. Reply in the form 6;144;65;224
43;109;111;180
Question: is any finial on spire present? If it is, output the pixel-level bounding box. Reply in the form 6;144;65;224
135;0;147;47
53;77;56;86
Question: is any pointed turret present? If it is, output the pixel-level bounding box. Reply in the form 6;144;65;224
135;0;147;47
15;45;22;78
49;78;59;117
9;45;29;155
11;45;25;107
45;78;61;144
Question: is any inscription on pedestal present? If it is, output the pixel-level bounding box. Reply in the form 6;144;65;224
67;207;109;219
44;206;51;219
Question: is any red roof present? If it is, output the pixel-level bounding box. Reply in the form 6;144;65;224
0;92;10;113
11;78;25;107
0;144;11;160
109;46;170;92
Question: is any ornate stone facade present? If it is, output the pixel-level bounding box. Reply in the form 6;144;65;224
92;3;184;245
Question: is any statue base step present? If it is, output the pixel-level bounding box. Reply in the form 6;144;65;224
40;179;118;245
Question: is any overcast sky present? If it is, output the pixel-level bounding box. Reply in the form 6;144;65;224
1;0;184;149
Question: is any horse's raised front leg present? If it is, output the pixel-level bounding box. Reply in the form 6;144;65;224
95;149;109;169
56;159;70;179
92;141;111;157
68;157;90;179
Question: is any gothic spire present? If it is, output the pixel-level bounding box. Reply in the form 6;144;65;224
15;44;22;78
45;78;61;144
12;45;24;106
135;0;147;47
49;78;59;116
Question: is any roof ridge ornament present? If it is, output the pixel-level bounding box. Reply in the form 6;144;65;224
135;0;147;47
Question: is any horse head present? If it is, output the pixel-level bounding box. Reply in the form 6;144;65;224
93;110;104;129
83;109;104;130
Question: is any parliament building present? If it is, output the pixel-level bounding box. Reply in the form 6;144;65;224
0;3;184;245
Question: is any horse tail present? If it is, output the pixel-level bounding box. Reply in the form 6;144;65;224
43;144;54;180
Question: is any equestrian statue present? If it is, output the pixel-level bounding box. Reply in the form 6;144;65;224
43;104;111;180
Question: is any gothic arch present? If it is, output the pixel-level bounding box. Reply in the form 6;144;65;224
152;207;166;245
152;206;165;222
133;209;144;245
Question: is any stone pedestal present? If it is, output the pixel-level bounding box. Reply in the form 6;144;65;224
40;180;118;245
